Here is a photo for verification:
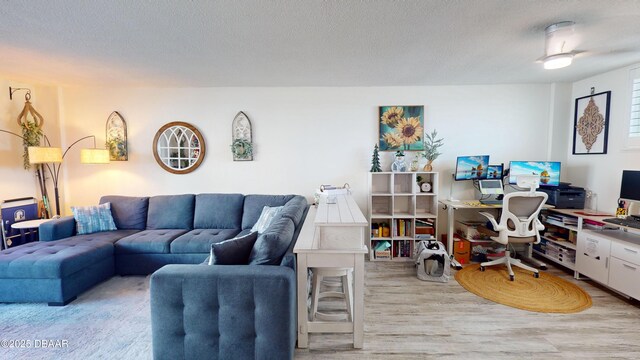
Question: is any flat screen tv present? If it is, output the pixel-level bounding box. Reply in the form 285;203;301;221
486;164;503;179
620;170;640;202
509;161;561;187
454;155;490;181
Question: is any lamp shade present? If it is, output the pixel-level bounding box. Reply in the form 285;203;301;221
80;148;110;164
28;146;63;164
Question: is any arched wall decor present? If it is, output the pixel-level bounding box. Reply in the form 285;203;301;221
106;111;128;161
153;122;206;174
231;111;253;161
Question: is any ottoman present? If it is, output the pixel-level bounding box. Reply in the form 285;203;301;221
0;240;114;305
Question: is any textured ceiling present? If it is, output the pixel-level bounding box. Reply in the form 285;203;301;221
0;0;639;87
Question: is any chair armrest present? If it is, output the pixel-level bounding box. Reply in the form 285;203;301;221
478;211;504;231
150;264;296;360
39;216;76;241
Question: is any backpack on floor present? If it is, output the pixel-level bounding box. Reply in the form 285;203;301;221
415;240;450;283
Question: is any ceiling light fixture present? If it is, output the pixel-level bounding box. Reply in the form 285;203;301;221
541;21;576;70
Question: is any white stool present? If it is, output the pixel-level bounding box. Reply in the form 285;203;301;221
310;268;353;321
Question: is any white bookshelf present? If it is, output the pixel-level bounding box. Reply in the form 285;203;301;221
368;172;439;261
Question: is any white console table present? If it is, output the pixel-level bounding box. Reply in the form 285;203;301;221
294;195;368;349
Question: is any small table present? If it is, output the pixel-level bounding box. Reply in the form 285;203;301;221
294;195;368;349
10;219;50;243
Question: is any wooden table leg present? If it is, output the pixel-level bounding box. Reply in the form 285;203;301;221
296;254;309;348
353;254;364;348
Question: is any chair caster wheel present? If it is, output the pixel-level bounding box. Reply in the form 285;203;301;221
509;275;515;281
534;272;540;278
480;266;485;272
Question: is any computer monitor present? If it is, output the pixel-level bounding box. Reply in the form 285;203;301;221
454;155;490;181
486;164;503;179
479;179;504;195
508;161;561;187
620;170;640;202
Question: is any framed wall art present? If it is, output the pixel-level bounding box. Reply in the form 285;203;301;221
378;105;424;151
573;91;611;155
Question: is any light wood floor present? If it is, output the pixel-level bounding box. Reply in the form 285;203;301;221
295;259;640;359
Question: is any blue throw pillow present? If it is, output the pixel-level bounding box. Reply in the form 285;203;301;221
71;202;117;235
208;231;259;265
249;216;295;265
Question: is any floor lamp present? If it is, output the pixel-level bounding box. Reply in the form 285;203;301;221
28;136;109;216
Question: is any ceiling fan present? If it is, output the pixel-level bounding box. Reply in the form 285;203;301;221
538;21;583;70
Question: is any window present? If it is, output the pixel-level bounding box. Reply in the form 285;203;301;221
628;67;640;148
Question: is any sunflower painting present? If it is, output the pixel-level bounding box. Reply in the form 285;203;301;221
379;106;425;151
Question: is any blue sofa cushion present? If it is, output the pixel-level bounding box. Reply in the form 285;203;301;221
241;194;295;230
0;241;113;278
170;229;241;254
280;196;308;227
209;231;259;265
100;195;149;230
55;230;140;245
194;194;244;229
249;216;295;265
147;194;195;230
115;230;188;254
39;216;76;241
71;203;117;235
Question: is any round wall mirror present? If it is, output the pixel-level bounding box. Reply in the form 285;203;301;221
153;122;206;174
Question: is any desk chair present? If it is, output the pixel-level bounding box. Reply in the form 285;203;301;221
478;176;548;281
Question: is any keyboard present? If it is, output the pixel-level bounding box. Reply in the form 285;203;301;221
479;199;502;205
603;217;640;229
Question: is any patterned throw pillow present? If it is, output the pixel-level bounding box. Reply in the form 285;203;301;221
250;206;283;233
71;202;118;235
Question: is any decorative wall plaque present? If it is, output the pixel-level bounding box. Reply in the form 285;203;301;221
573;91;610;155
106;111;128;161
231;111;253;161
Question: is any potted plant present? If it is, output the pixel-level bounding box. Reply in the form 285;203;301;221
421;129;444;171
20;120;43;169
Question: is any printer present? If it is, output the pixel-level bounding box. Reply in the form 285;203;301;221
539;186;586;209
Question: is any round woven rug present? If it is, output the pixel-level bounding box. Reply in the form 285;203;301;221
455;264;592;313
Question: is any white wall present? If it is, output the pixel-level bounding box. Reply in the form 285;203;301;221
0;78;60;207
566;63;640;214
57;85;554;233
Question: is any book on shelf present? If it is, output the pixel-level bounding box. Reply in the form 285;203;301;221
374;240;391;252
393;240;411;258
415;218;435;235
393;219;412;237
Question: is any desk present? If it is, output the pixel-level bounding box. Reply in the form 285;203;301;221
294;195;368;349
439;199;551;268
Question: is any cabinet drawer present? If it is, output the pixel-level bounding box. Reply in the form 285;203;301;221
611;241;640;265
609;257;640;300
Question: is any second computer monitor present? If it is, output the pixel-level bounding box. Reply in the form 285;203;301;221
509;161;561;187
486;164;503;179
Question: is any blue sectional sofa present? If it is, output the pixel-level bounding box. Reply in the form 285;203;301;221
0;193;307;358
